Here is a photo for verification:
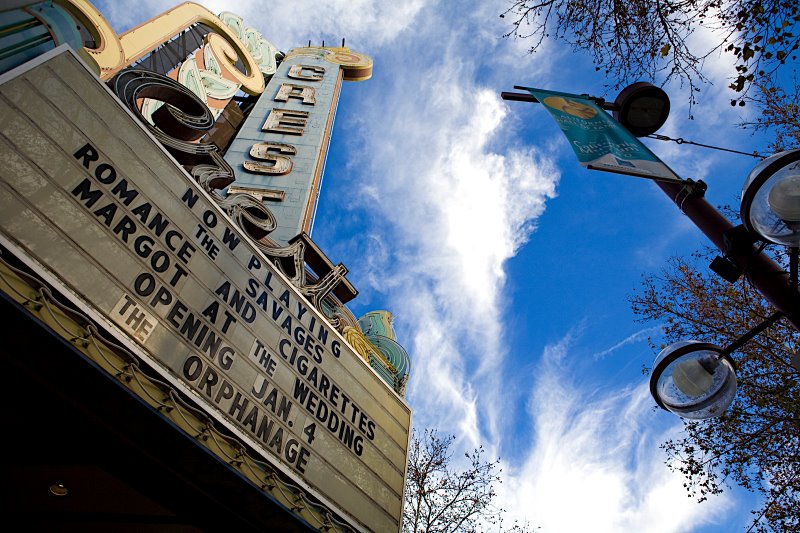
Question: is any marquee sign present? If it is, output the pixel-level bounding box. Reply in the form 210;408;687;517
224;48;374;244
0;48;408;533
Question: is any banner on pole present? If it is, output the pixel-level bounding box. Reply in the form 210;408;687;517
525;87;683;183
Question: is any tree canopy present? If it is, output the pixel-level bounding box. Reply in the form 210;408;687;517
630;249;799;532
502;0;800;106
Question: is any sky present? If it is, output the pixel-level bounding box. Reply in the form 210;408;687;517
95;1;780;531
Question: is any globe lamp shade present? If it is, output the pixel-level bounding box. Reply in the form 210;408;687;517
612;82;670;137
741;149;800;246
650;341;737;420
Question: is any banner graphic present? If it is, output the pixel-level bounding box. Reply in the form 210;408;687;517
525;87;682;183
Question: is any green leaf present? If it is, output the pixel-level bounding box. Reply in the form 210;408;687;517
660;43;671;57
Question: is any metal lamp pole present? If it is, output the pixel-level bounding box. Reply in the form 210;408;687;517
652;179;800;331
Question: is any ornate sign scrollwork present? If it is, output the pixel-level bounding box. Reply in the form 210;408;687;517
215;191;277;241
111;68;277;240
110;68;355;323
252;235;356;328
111;69;214;148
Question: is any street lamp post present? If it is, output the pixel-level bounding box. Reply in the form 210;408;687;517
502;83;800;419
652;170;800;332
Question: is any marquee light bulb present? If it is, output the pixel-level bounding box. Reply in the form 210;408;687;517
672;358;715;398
768;173;800;222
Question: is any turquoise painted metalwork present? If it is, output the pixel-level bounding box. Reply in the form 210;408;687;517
0;3;83;75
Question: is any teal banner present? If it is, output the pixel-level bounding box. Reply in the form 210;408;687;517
526;87;681;182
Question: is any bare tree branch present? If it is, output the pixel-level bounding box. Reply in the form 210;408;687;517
502;0;800;108
403;429;538;532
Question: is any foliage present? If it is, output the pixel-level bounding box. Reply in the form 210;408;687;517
403;429;536;533
742;80;800;152
630;249;800;532
501;0;800;105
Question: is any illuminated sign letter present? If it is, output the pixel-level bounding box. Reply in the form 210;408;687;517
274;84;317;105
287;65;325;81
262;109;309;135
244;142;297;175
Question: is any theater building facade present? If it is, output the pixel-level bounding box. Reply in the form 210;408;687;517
0;2;411;531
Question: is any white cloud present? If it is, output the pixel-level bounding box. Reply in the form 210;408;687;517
307;6;739;531
592;325;665;361
98;0;427;54
204;0;427;52
644;16;765;190
356;71;559;447
498;330;733;533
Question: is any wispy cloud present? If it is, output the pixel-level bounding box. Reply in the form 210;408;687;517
319;1;561;449
261;2;737;529
592;325;664;361
498;329;733;533
643;18;765;189
99;0;427;51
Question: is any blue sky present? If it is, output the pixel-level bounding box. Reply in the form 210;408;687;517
97;1;779;531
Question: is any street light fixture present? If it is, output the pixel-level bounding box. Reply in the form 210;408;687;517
650;341;737;420
611;82;671;137
651;144;799;420
649;310;785;420
741;149;800;247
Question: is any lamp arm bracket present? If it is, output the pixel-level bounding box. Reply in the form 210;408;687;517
720;311;784;357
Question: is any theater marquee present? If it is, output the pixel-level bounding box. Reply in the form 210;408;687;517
0;48;409;533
